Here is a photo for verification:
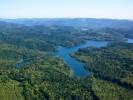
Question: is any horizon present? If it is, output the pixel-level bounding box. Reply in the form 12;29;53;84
0;17;133;21
0;0;133;20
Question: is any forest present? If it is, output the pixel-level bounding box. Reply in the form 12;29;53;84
0;19;133;100
72;42;133;99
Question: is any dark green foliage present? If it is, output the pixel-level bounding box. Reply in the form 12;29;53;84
91;78;133;100
0;43;93;100
73;43;133;89
0;20;133;100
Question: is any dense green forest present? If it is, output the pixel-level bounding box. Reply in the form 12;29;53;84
0;19;133;100
0;43;94;100
72;42;133;99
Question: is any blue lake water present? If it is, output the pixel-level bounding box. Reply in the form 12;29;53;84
127;38;133;43
16;38;133;77
56;40;108;77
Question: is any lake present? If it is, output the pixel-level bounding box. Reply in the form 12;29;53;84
16;38;133;77
56;38;133;77
127;38;133;43
56;40;108;77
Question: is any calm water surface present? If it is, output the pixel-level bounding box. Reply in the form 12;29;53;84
56;40;108;77
16;38;133;77
127;38;133;43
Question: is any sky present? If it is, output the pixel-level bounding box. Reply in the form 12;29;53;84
0;0;133;19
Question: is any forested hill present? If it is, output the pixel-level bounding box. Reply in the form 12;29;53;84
1;18;133;29
0;19;133;100
0;19;133;52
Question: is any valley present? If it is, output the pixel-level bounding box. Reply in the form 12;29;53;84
0;19;133;100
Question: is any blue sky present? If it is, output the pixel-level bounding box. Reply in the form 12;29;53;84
0;0;133;19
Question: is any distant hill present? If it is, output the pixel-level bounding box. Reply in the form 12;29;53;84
0;18;133;39
1;18;133;29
